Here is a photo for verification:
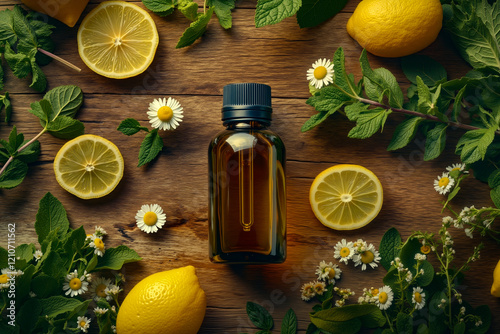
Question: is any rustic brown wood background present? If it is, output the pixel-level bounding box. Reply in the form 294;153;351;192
0;0;499;333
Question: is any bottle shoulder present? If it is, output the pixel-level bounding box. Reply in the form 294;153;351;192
209;128;285;151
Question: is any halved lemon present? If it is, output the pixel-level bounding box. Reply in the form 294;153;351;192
310;164;383;230
77;1;159;79
54;135;124;199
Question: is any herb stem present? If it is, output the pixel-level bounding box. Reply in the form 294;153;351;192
0;128;47;177
37;48;81;73
383;310;394;332
357;98;489;133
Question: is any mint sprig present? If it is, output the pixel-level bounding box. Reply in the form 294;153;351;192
0;85;84;189
117;118;164;167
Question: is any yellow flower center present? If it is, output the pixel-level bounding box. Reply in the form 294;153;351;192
414;292;422;303
0;274;8;284
438;177;449;188
379;291;388;304
143;211;158;226
94;238;104;251
451;167;460;172
70;278;82;290
371;288;379;296
79;320;87;327
340;247;351;257
157;106;173;122
327;268;336;279
96;283;107;297
361;251;375;264
313;66;328;80
420;245;431;254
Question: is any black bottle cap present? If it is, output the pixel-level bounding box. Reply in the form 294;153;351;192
222;83;272;124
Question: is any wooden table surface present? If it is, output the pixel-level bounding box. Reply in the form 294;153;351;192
1;0;499;333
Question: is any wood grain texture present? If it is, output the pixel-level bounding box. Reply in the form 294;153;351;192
0;0;499;333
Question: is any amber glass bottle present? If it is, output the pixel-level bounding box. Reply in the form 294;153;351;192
209;83;286;264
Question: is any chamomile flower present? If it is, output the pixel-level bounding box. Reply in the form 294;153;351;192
77;316;91;333
315;261;342;284
412;287;426;310
89;276;112;301
434;172;455;195
104;284;121;297
300;282;316;301
135;204;167;234
89;235;106;257
33;250;43;261
307;58;334;89
147;97;184;131
111;325;117;333
353;243;381;270
94;226;107;237
333;239;354;264
63;270;89;297
375;285;393;310
313;281;327;295
1;268;23;278
420;244;431;254
94;307;108;315
0;272;10;290
446;163;468;174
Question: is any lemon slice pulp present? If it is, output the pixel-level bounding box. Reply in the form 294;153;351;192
54;134;124;199
310;164;383;230
77;1;159;79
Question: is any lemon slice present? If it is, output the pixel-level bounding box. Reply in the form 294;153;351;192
310;164;383;230
54;135;124;199
77;1;159;79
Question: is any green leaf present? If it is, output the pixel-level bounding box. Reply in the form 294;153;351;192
454;322;466;334
302;98;345;132
142;0;175;16
0;9;16;43
490;186;500;208
178;0;199;21
456;127;497;164
16;264;35;300
281;308;297;334
62;226;86;257
30;60;47;92
8;125;23;152
387;117;423;151
41;251;67;280
360;309;386;328
416;76;434;114
0;158;28;189
424;123;448;161
416;261;434;287
46;115;85;139
255;0;301;28
86;254;98;273
29;100;49;123
469;304;491;334
379;228;402;271
0;247;7;268
246;301;274;330
35;192;70;244
2;92;12;123
311;304;380;323
207;0;235;29
39;296;87;318
31;274;60;298
400;237;421;270
296;0;348;28
396;313;413;334
118;118;149;136
305;323;321;334
18;298;41;333
488;169;500;188
176;7;214;48
95;245;142;270
401;54;447;86
4;43;31;78
15;243;35;263
416;323;429;334
344;101;369;121
138;128;164;167
16;139;41;164
452;85;467;122
44;85;83;120
348;107;391;139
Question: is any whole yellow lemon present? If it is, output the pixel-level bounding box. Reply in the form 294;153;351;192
492;259;500;297
346;0;443;58
116;266;206;334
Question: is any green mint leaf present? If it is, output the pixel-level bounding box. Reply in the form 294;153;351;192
471;305;491;334
31;274;60;298
246;302;274;330
488;169;500;188
396;312;413;333
310;305;380;334
30;60;47;92
39;296;88;318
207;0;235;29
44;85;83;120
424;123;448;161
62;226;86;257
401;54;447;86
399;237;421;270
118;118;150;136
297;0;348;28
15;243;35;263
454;322;466;334
387;117;423;151
255;0;301;28
2;92;12;123
348;107;391;139
11;5;38;53
302;86;348;132
41;248;67;279
281;308;297;334
332;47;361;97
8;125;23;153
359;309;386;328
176;7;214;48
379;227;402;271
0;158;28;189
305;323;321;334
142;0;175;16
415;260;434;287
95;245;142;270
178;0;199;21
138;128;164;167
16;139;40;164
86;254;98;272
0;60;4;92
0;9;16;44
360;49;404;108
456;127;497;164
344;101;370;122
16;264;35;300
416;76;434;114
47;115;85;139
452;85;467;122
18;298;41;334
35;192;70;244
29;100;48;123
4;42;31;79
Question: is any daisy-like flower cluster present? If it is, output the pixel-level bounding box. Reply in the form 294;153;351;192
0;268;23;290
334;238;381;270
63;269;91;297
433;162;468;195
301;260;344;302
307;58;334;90
87;226;108;257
